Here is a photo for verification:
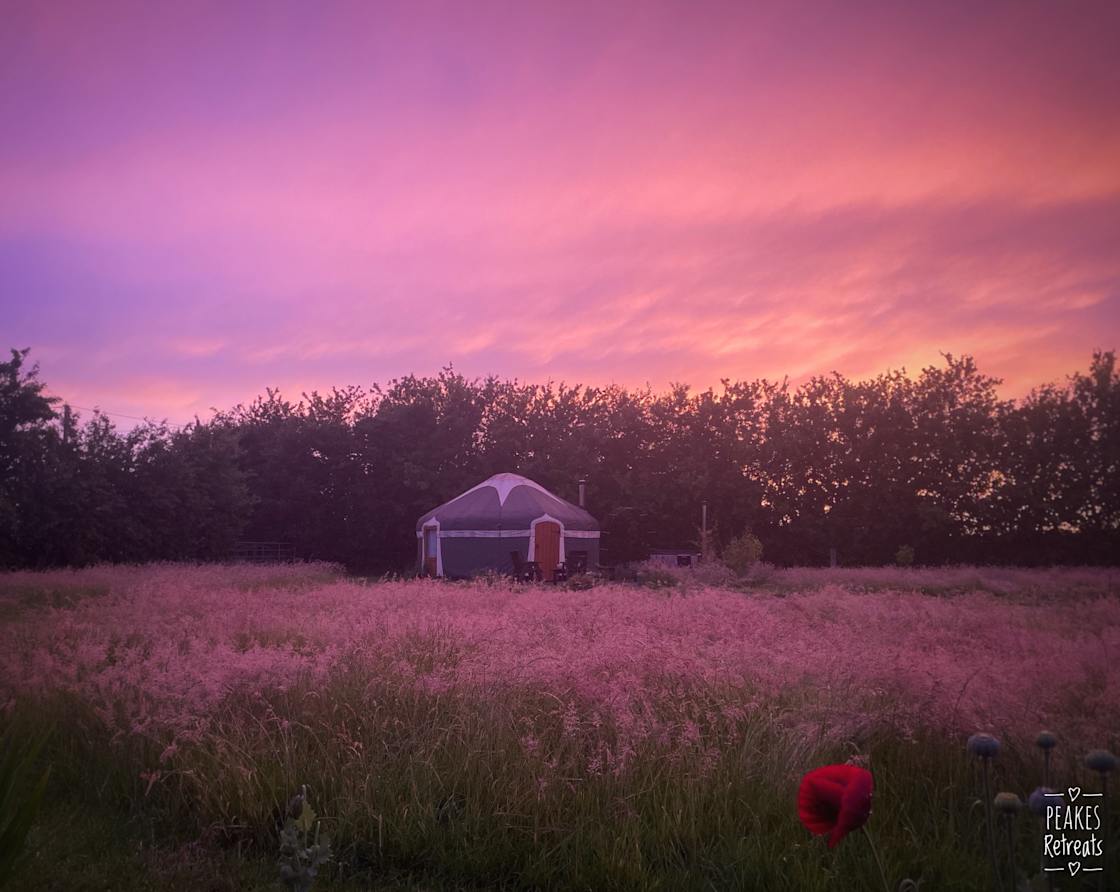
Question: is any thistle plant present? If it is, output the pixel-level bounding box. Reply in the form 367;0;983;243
278;785;332;892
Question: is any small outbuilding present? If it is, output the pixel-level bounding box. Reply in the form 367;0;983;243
647;549;702;568
416;473;600;580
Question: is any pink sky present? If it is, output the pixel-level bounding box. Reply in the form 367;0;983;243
2;0;1118;423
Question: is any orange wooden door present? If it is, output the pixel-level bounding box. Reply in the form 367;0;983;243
535;522;561;581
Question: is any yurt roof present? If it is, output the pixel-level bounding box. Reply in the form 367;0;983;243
416;473;599;532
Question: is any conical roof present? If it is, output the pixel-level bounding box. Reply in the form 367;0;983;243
416;473;599;532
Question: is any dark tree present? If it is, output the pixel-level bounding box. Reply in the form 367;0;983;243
2;347;1116;571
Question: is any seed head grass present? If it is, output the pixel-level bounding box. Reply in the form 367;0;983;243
2;563;1116;889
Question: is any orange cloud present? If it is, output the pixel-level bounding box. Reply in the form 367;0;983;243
2;1;1117;422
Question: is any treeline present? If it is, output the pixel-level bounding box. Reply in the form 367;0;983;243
1;348;1117;571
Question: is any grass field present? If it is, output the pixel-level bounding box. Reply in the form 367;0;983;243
1;563;1117;890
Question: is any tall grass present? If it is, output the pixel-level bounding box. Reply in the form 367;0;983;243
1;563;1116;889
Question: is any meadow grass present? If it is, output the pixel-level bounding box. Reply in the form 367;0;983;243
1;563;1117;890
0;580;110;623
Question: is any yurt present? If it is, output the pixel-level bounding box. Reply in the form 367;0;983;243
416;473;600;579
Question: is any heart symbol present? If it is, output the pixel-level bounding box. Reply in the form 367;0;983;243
1068;786;1081;801
1069;862;1081;876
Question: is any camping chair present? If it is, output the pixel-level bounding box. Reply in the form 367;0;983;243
510;550;526;581
552;562;569;584
510;551;537;583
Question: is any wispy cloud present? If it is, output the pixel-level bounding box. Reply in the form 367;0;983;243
3;0;1118;421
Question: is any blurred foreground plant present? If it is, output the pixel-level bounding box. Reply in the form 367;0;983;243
278;785;332;892
0;730;51;889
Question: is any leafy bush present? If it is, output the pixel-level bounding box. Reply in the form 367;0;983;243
739;560;776;585
633;564;679;589
723;531;764;576
628;559;736;591
566;573;597;591
895;545;915;567
689;559;737;588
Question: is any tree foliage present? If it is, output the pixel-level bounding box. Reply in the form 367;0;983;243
1;350;1117;570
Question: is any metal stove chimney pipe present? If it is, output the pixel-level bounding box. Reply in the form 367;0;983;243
578;479;587;508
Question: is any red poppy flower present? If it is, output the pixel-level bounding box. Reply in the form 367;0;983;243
797;764;874;848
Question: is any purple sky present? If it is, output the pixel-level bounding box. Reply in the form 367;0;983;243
2;0;1118;423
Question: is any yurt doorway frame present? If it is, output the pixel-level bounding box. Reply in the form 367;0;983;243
422;520;442;577
528;513;566;580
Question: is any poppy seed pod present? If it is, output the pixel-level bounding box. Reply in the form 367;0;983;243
994;792;1022;816
1084;749;1117;774
286;784;308;819
1028;787;1061;816
1035;731;1057;750
967;733;1001;759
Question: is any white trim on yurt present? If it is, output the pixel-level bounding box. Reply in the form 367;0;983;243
454;472;555;507
422;528;600;539
420;519;443;576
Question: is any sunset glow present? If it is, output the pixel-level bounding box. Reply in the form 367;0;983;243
3;1;1118;421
